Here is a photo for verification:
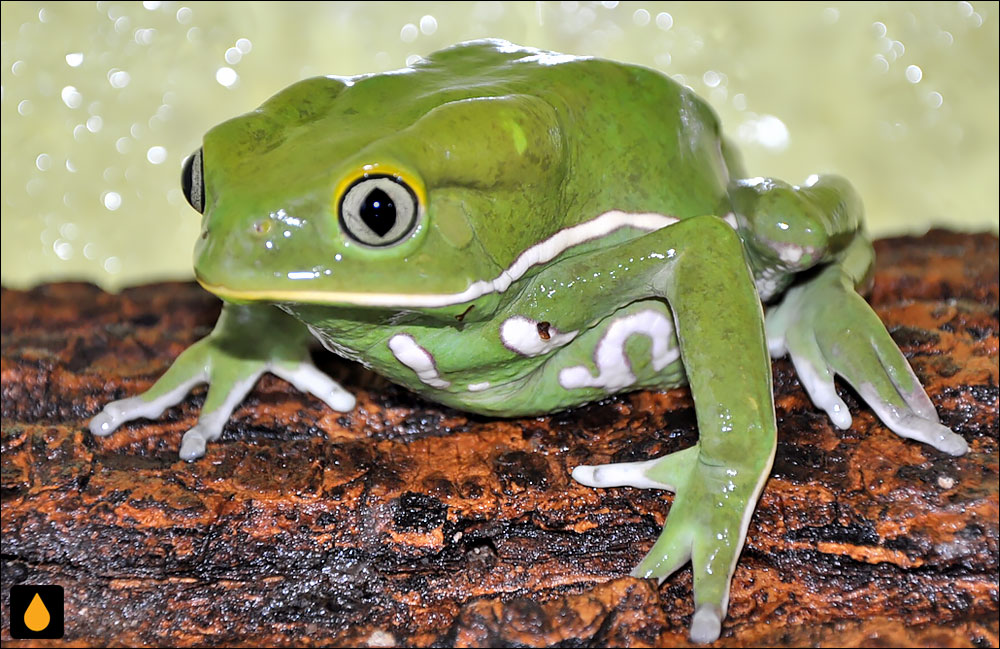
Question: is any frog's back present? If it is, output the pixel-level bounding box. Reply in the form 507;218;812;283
408;41;734;227
254;40;732;230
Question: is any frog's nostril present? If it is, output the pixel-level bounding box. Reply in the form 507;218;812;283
252;219;272;235
200;229;209;240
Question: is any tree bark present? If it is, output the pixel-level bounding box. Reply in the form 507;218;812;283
2;230;997;647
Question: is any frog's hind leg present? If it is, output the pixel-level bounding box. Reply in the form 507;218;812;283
765;236;967;457
779;291;966;455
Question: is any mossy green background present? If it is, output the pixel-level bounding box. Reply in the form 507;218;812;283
2;1;997;290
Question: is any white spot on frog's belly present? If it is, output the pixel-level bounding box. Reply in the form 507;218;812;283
388;334;451;389
500;316;578;357
559;309;679;391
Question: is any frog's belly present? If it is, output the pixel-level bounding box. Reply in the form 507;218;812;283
395;299;688;417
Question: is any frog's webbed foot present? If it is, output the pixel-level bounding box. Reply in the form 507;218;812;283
766;270;967;456
573;445;762;644
90;305;355;460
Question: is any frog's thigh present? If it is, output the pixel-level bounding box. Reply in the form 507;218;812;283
734;175;862;270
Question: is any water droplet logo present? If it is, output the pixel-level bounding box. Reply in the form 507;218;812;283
25;592;51;631
10;585;64;639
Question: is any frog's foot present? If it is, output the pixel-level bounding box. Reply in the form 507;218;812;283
92;353;354;460
767;275;968;456
90;306;355;460
573;446;763;643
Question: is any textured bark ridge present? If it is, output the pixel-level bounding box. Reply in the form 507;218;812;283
2;231;997;647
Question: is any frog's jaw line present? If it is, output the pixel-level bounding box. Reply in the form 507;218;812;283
388;333;451;389
198;210;680;308
558;309;680;391
500;316;578;357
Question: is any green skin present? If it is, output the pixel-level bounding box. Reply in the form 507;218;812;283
90;41;968;643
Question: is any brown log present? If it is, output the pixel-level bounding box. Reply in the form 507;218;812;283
2;230;997;647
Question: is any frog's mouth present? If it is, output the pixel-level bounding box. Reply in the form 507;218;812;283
195;275;494;309
197;209;680;309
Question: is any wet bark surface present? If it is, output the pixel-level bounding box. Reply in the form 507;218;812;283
2;230;997;647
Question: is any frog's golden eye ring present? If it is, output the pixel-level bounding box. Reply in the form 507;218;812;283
338;175;419;247
181;148;204;214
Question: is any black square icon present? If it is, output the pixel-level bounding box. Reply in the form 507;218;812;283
9;585;64;639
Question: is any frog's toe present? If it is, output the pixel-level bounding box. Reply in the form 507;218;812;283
90;374;204;437
789;347;852;429
630;528;692;583
856;383;968;456
630;491;699;583
270;361;356;411
823;330;967;455
869;330;942;423
174;371;262;460
89;398;140;436
629;486;745;644
572;446;697;491
690;605;723;644
572;461;668;490
179;424;212;461
784;328;853;429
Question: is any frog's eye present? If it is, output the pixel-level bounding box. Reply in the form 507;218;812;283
338;175;419;247
181;148;204;214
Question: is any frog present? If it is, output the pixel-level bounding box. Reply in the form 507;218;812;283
89;40;968;643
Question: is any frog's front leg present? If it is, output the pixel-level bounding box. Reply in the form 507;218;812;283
90;303;355;460
572;215;776;643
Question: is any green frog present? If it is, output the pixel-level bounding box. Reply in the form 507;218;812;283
90;41;967;642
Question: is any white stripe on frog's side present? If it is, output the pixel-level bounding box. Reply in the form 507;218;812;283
500;316;578;357
201;210;680;308
558;309;680;392
388;333;451;389
467;381;491;392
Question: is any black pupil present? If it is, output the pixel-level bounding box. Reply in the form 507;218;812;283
360;188;396;237
181;155;193;200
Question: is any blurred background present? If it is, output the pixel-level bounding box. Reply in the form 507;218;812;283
2;1;997;290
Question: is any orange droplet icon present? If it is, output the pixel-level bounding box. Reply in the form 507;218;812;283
24;592;51;632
